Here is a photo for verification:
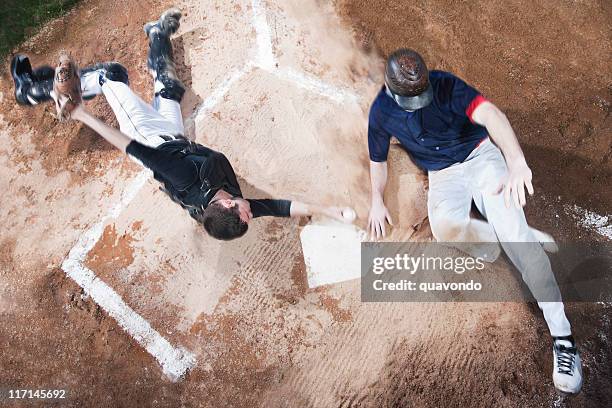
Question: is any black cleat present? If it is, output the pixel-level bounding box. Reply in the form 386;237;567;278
143;8;185;102
144;8;182;38
10;54;54;106
80;62;130;100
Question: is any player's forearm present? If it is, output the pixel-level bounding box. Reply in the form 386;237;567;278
369;160;388;204
476;103;526;168
71;106;132;152
289;201;332;218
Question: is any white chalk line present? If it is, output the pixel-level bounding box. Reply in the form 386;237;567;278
275;67;358;104
192;64;253;126
60;0;359;382
60;62;252;381
250;0;359;104
565;204;612;240
251;0;275;71
61;171;197;382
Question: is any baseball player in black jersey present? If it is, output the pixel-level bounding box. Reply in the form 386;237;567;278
10;8;355;240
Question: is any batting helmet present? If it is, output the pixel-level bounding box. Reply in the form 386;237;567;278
385;48;433;111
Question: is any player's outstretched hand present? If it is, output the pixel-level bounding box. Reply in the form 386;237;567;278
368;199;393;240
494;159;534;208
52;54;82;122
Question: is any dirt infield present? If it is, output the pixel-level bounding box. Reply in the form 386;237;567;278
337;0;612;241
0;0;610;407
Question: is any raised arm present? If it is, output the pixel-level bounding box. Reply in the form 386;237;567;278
471;101;534;208
368;160;393;239
70;105;132;152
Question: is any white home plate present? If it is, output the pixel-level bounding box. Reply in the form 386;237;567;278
300;219;367;288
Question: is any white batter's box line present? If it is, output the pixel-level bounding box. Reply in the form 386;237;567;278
66;171;150;262
251;0;276;70
565;204;612;240
274;67;359;104
59;58;256;381
61;171;197;381
62;259;196;381
191;63;254;126
250;0;360;104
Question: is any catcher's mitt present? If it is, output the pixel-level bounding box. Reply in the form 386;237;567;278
52;54;82;121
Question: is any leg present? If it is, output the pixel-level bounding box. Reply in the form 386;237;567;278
469;142;559;254
152;80;184;135
428;161;501;261
469;139;581;394
145;8;185;135
10;55;180;147
10;55;54;106
99;77;182;147
79;63;179;146
469;139;571;337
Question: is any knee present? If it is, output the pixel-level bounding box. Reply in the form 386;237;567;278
81;61;129;87
104;62;129;85
430;216;470;242
156;72;185;102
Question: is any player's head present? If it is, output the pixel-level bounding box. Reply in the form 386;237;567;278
201;198;252;240
385;48;433;111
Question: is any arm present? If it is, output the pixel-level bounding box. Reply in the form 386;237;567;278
248;199;292;218
366;102;394;240
471;101;534;208
368;160;393;239
289;201;354;223
71;105;132;152
248;198;354;223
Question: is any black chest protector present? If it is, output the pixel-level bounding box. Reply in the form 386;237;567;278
156;140;243;222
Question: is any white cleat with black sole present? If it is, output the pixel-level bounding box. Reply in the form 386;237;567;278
552;335;583;394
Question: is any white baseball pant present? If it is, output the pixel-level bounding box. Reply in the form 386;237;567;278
427;138;571;337
80;69;184;147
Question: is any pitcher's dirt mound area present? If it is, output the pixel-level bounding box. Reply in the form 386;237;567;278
0;0;610;407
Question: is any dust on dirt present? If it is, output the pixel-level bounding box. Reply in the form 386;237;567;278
336;0;611;242
334;0;612;406
0;0;610;407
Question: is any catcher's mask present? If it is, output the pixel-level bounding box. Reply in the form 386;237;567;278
385;48;433;111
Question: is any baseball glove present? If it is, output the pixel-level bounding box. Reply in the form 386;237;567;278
52;54;82;121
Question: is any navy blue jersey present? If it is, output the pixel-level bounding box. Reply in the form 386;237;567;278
368;70;489;171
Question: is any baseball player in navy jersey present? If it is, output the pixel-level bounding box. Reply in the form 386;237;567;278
10;8;355;240
367;49;582;393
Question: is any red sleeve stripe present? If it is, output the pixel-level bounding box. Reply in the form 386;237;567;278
466;95;489;123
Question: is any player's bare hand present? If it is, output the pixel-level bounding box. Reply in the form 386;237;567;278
494;159;534;208
368;199;393;240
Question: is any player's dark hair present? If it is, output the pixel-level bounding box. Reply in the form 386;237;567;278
201;201;248;240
